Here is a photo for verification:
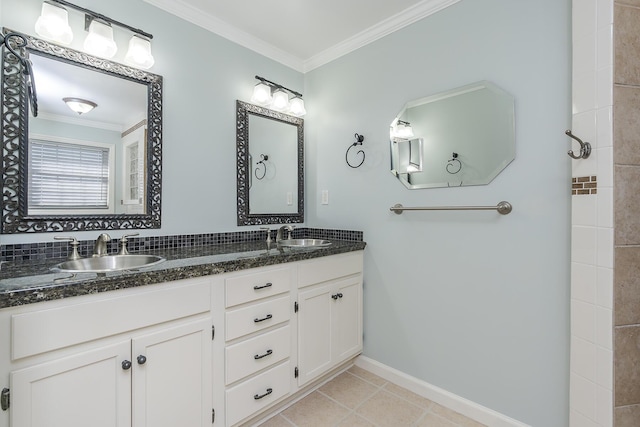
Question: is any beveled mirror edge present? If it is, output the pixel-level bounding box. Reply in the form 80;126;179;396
1;28;163;233
236;100;304;226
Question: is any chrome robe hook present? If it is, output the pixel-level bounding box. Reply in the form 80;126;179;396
565;130;591;159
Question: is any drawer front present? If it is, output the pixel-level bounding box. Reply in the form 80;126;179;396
12;278;211;360
225;361;291;427
225;267;291;308
225;325;291;385
298;251;363;288
225;295;290;341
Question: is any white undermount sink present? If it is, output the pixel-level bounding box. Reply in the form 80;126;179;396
278;239;331;248
52;254;165;273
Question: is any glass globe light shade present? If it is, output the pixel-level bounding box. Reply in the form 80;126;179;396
288;97;306;116
124;35;155;69
250;82;272;105
84;20;117;58
270;89;289;111
35;2;73;44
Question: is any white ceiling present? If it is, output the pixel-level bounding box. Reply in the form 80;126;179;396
31;53;147;132
142;0;460;72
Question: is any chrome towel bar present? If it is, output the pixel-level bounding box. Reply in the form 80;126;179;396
390;201;513;215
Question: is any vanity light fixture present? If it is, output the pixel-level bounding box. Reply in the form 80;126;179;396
250;75;306;117
63;97;97;115
34;0;155;69
394;120;414;139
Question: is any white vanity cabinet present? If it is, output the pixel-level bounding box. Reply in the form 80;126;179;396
0;249;364;427
1;277;213;427
296;252;363;387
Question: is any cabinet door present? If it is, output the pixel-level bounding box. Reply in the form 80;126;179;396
333;277;363;362
132;318;211;427
297;284;332;386
10;341;131;427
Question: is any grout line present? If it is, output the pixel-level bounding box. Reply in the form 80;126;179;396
273;414;296;426
260;367;484;427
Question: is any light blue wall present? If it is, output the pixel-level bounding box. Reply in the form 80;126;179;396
2;0;571;425
305;0;571;426
0;0;304;244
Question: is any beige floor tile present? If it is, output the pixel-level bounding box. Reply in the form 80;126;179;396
281;391;349;427
335;413;376;427
347;365;387;386
382;382;434;409
319;372;378;409
356;390;425;427
256;414;295;427
430;403;487;427
416;412;458;427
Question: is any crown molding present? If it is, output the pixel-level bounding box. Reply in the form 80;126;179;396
142;0;305;72
143;0;460;74
303;0;461;72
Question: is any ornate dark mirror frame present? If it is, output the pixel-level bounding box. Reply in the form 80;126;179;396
1;29;162;233
236;100;304;226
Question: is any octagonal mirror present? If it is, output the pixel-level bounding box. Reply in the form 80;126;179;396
390;81;515;189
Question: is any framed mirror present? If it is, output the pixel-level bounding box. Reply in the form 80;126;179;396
1;29;162;233
390;81;515;189
236;100;303;225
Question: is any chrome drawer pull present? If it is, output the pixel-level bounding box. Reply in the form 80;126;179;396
254;388;273;400
254;349;273;360
253;282;273;290
254;314;273;323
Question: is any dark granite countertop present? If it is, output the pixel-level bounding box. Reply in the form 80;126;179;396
0;240;366;309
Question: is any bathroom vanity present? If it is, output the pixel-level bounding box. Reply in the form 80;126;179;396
0;243;364;427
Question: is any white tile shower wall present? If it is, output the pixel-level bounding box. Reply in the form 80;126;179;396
571;0;614;426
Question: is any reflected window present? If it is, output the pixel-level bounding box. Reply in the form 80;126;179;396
28;137;114;214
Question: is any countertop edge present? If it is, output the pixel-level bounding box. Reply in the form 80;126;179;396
0;241;366;309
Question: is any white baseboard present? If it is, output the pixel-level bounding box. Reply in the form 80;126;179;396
355;356;530;427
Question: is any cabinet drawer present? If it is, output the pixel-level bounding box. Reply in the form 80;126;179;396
11;278;211;360
225;361;291;427
225;295;290;341
226;325;290;385
298;251;363;288
225;267;290;308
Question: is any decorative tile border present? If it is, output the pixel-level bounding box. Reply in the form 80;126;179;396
0;228;364;262
572;175;597;195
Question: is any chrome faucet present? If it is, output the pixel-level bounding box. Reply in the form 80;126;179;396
276;225;294;242
92;233;111;257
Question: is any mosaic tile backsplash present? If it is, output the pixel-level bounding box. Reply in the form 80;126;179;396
0;228;363;262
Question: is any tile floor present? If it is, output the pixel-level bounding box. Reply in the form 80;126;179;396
256;365;488;427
